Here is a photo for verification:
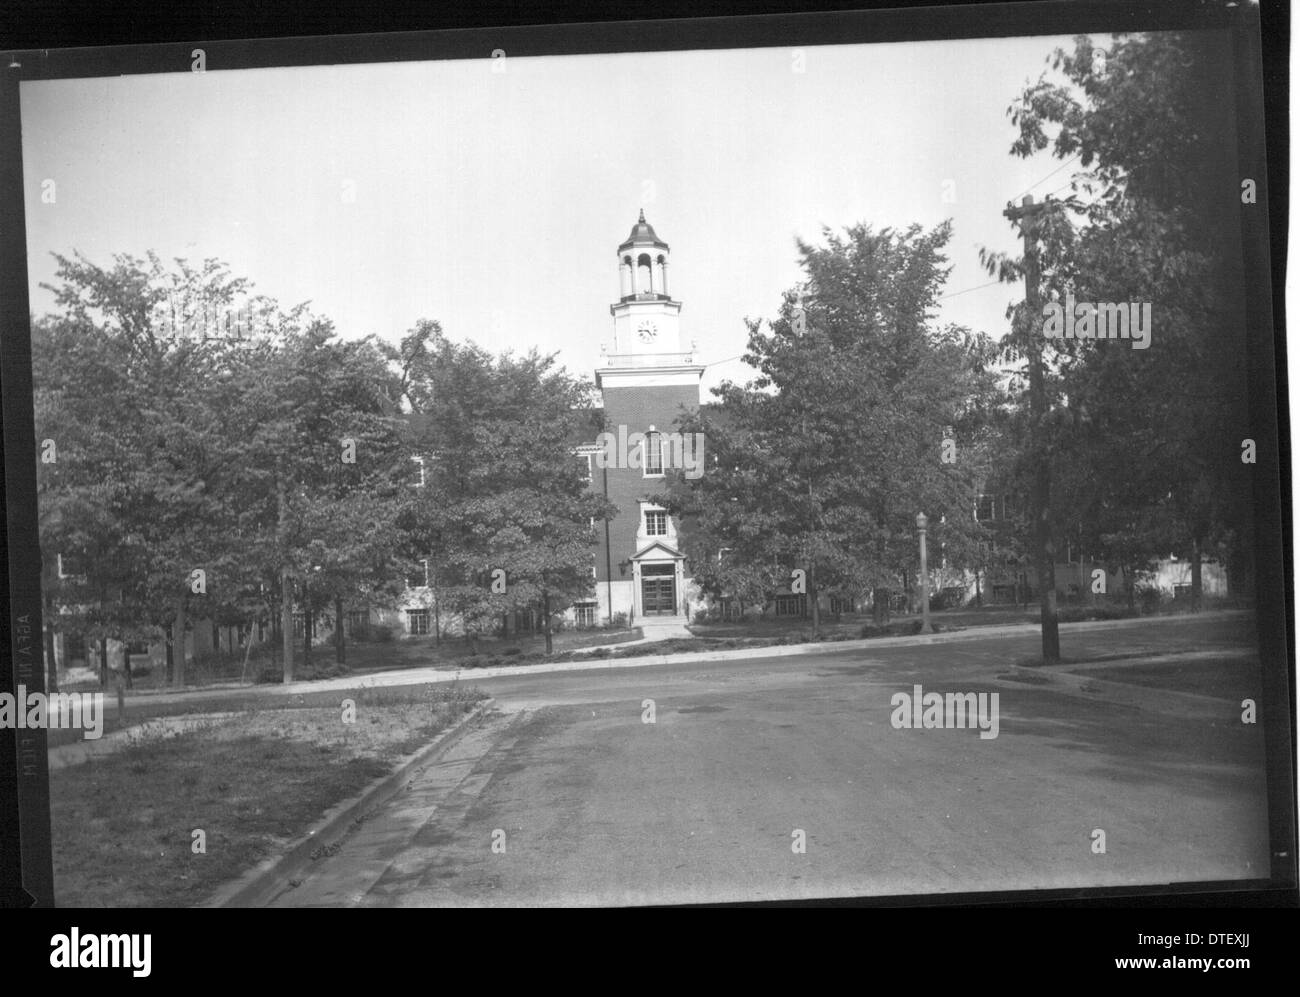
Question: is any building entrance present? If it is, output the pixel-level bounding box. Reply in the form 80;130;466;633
640;564;677;615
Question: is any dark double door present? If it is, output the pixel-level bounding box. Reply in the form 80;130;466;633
640;566;677;615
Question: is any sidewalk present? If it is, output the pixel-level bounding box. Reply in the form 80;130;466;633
86;609;1251;710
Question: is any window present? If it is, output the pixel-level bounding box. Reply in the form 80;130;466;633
292;612;307;638
347;610;370;635
64;632;87;662
577;453;592;482
574;603;597;628
406;559;429;589
407;609;431;635
975;494;997;522
643;431;664;475
412;455;426;488
645;511;668;536
775;594;807;617
57;553;86;579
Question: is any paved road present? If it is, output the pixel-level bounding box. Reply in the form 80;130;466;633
269;615;1270;906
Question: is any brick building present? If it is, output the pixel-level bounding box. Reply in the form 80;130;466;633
580;211;705;626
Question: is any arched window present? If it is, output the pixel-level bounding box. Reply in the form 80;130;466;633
620;255;633;297
637;253;653;295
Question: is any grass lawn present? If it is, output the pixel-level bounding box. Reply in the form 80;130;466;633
1074;656;1263;702
686;612;962;644
50;682;487;907
55;625;642;698
688;606;1036;641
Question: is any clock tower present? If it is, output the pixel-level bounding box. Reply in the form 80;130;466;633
588;211;705;628
602;210;693;372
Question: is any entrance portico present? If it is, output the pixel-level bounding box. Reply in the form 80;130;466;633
630;541;687;621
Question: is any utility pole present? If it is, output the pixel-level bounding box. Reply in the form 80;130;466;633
793;284;820;639
1003;194;1060;664
278;478;294;682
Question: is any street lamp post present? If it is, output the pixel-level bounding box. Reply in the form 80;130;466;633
916;512;933;634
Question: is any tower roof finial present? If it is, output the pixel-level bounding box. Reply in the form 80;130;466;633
620;210;668;251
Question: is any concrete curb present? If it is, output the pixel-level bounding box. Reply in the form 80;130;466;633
99;609;1253;706
198;699;493;908
328;610;1251;687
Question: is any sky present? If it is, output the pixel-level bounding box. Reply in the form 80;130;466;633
20;32;1102;397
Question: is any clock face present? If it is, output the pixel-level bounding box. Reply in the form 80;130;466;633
636;320;658;344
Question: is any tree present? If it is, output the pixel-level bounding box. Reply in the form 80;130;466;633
986;32;1252;609
34;252;257;686
666;222;1001;635
393;321;614;654
34;251;413;686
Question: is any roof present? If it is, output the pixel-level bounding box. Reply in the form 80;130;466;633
618;210;669;252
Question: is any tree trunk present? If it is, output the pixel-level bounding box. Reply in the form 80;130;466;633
1190;537;1203;611
165;623;174;684
240;616;257;683
278;478;294;682
809;563;820;639
44;618;58;694
543;592;553;655
335;596;345;665
303;603;312;668
271;612;280;673
280;567;294;683
99;638;109;688
173;595;187;687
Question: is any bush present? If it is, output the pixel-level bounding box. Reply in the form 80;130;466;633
297;661;350;682
610;612;629;628
693;609;711;624
1057;602;1139;623
930;587;966;611
859;619;924;638
371;623;395;643
1137;585;1165;614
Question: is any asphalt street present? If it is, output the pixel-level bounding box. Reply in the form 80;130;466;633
268;614;1270;906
